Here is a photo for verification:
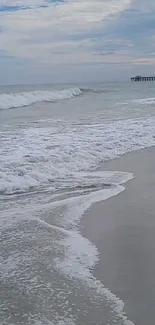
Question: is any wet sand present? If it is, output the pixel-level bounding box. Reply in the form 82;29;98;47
81;147;155;325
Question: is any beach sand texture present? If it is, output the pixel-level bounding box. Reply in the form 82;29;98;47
82;147;155;325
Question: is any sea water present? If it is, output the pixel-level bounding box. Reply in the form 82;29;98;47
0;82;155;325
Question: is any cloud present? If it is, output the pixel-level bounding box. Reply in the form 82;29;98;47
0;0;68;12
0;0;155;83
93;0;155;58
0;1;130;63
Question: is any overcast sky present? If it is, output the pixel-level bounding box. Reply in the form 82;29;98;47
0;0;155;84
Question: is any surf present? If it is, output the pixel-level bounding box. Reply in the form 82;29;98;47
0;87;82;109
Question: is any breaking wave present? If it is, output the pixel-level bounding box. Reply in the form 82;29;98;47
132;97;155;105
0;87;82;109
0;117;155;195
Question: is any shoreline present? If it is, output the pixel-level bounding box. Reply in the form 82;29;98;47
81;147;155;325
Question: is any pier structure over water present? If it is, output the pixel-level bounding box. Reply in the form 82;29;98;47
131;75;155;81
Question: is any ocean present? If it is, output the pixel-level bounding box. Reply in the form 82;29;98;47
0;82;155;325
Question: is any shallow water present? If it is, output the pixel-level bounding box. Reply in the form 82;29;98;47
0;82;155;324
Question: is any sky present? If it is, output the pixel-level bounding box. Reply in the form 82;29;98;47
0;0;155;84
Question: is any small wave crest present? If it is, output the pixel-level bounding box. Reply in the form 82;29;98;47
132;97;155;105
81;87;109;94
0;87;82;109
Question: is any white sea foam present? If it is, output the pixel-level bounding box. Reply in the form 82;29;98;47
132;97;155;104
0;87;82;109
1;85;153;325
1;170;134;325
36;171;134;325
0;117;155;195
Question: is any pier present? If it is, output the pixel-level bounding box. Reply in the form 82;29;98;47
130;75;155;81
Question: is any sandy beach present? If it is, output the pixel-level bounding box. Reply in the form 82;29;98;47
81;147;155;325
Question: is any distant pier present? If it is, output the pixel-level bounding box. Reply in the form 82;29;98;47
130;75;155;81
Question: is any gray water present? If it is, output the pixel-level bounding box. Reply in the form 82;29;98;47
0;82;155;325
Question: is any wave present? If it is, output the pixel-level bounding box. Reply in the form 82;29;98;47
0;87;82;109
0;117;155;195
81;87;108;94
132;97;155;105
2;86;155;110
0;86;112;110
1;171;134;325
